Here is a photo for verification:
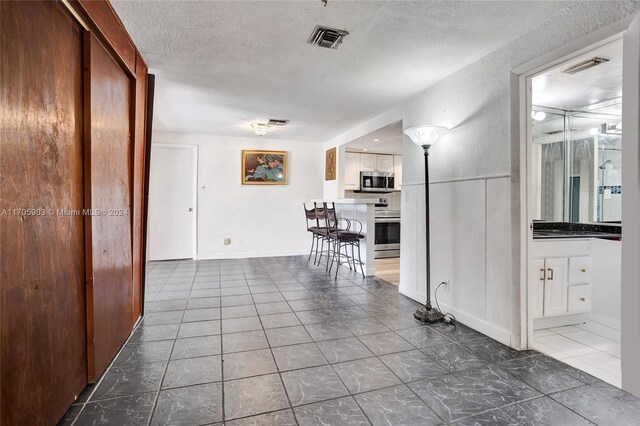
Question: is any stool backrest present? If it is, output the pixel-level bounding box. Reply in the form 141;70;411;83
323;202;338;233
303;203;316;231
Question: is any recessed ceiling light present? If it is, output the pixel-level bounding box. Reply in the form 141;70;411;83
532;111;547;121
589;127;600;136
373;139;380;142
362;148;369;151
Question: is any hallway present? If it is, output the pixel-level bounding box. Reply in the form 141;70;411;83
61;256;640;425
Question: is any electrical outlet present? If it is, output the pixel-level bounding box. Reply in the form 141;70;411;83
224;238;231;245
442;280;450;292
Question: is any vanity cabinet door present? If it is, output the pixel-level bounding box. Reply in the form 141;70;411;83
543;257;568;316
530;259;546;318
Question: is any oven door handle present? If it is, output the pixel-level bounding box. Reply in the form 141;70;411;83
375;218;401;223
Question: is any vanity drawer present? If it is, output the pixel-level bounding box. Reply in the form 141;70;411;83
568;284;592;313
569;256;592;284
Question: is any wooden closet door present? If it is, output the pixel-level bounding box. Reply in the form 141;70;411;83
85;34;135;381
0;2;87;424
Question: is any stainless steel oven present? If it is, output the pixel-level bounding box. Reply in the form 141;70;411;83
374;210;400;258
359;171;395;193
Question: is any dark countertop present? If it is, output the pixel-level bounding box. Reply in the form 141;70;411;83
532;221;621;241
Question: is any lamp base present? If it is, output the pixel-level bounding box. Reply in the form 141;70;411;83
414;305;445;324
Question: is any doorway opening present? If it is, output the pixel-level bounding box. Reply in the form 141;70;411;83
526;39;623;387
342;121;403;285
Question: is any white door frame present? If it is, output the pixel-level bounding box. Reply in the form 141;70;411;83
510;15;640;394
149;143;198;260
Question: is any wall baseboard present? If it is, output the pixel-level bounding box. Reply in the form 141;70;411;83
197;250;309;260
399;287;513;347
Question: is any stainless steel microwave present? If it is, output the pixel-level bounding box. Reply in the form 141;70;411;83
359;171;395;193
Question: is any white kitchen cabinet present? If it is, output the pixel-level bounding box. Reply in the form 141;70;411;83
375;154;394;173
543;257;568;316
359;153;376;171
344;152;361;190
393;155;402;189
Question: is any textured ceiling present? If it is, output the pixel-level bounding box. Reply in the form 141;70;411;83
112;0;576;142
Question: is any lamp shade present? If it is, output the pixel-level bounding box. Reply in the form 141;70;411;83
404;125;449;147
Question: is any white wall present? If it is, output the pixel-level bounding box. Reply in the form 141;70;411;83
324;2;640;346
152;131;324;259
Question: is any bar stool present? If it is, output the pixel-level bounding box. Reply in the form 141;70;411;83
324;202;365;278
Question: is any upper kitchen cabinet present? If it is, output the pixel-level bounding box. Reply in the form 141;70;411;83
376;154;394;173
360;153;377;171
344;151;361;190
393;155;402;189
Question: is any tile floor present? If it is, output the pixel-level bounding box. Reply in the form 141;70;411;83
60;256;640;425
533;322;622;388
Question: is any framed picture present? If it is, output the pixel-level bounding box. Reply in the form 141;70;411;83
241;150;288;185
325;147;336;181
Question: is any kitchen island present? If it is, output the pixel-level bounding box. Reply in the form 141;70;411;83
309;198;378;276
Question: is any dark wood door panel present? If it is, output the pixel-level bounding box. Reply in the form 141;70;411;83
0;1;87;424
86;34;135;380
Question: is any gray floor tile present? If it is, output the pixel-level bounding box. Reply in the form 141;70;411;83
256;301;293;315
462;336;529;364
358;332;415;355
456;365;541;407
162;355;222;389
294;396;369;426
146;300;188;312
503;396;594;426
281;365;349;406
549;384;640;425
182;307;221;322
221;295;254;307
304;321;353;341
453;409;519;425
287;299;325;312
260;312;302;329
171;335;221;359
498;354;585;394
223;349;277;380
221;304;258;319
177;320;221;338
333;357;401;393
151;382;223;425
395;326;450;349
130;324;179;343
224;409;297;426
265;325;312;347
223;374;290;420
316;337;374;363
252;292;286;303
342;318;391;336
380;350;448;383
295;309;336;325
187;297;221;309
114;340;174;366
222;316;263;334
223;330;269;353
272;343;328;371
75;393;156;426
355;385;442;426
92;362;166;400
421;342;489;373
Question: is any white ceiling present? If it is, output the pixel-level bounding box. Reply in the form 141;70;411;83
112;0;576;142
345;121;403;154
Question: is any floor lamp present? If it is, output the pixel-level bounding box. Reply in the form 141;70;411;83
404;125;449;324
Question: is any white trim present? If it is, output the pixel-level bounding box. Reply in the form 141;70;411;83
151;143;199;260
399;287;512;345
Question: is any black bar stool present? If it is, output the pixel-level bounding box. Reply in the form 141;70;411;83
324;202;365;278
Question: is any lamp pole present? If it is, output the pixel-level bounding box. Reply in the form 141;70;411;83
413;143;445;324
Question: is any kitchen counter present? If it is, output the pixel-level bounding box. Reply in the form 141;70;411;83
532;221;621;241
309;198;380;205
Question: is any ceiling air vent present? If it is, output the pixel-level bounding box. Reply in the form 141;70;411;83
268;119;289;126
308;25;349;49
562;57;609;75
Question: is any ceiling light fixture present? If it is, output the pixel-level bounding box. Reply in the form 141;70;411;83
373;139;380;142
251;123;270;136
589;127;600;136
532;111;547;121
362;148;369;151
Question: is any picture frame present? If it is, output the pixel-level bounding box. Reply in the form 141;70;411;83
325;147;336;181
241;150;288;185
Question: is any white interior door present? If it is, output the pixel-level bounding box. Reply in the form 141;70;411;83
148;145;196;260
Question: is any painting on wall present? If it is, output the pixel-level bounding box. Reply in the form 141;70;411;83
325;147;336;181
241;150;288;185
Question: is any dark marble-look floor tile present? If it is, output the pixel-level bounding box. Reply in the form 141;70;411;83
171;335;221;359
550;384;640;426
462;336;528;364
224;409;297;426
395;326;450;349
316;337;375;363
378;315;426;331
223;330;269;353
354;384;441;426
272;342;328;371
331;305;371;321
409;374;496;422
177;320;221;338
130;324;179;343
221;294;255;307
260;312;301;329
453;409;519;426
265;325;312;347
75;392;156;426
456;365;541;407
151;382;223;425
255;302;293;315
162;355;222;389
428;323;485;342
281;365;349;406
503;396;594;426
421;343;489;373
190;289;222;299
114;340;174;366
357;331;415;355
187;297;221;309
287;299;325;312
155;290;190;301
91;362;166;400
220;286;251;296
146;299;188;312
294;396;369;426
223;349;277;380
342;318;391;336
221;304;258;319
295;309;336;325
222;316;263;334
58;403;82;425
380;350;448;383
191;281;221;290
252;292;286;303
498;355;584;394
248;284;279;293
304;321;353;341
223;374;290;420
182;307;221;322
333;357;401;393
